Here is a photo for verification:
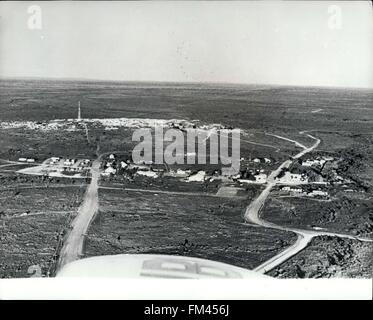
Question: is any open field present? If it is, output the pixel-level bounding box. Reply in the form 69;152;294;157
85;189;296;270
0;172;89;189
262;192;373;238
0;128;96;161
0;184;86;278
1;80;372;133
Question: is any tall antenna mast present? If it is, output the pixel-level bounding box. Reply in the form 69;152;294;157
78;101;81;121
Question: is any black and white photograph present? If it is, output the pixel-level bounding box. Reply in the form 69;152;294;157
0;0;372;300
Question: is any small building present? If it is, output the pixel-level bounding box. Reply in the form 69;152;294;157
308;190;328;197
255;173;267;183
281;186;302;193
64;159;75;166
27;158;35;163
187;171;206;182
301;159;326;167
79;159;91;167
252;157;271;164
276;171;308;184
166;169;191;178
137;170;158;178
109;154;115;160
104;166;116;175
233;173;241;180
18;158;27;162
50;157;60;165
238;173;266;184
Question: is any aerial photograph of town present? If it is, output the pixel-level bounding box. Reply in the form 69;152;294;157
0;1;372;282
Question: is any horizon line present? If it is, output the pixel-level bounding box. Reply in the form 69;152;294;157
1;75;372;90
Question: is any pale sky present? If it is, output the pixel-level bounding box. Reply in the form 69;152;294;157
0;1;372;88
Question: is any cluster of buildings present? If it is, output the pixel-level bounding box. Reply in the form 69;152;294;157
275;171;309;184
252;157;272;164
63;158;77;166
102;154;119;176
59;166;86;174
274;156;336;185
49;157;91;175
96;152;341;195
102;154;135;177
234;157;275;184
235;169;268;184
100;154;222;182
280;186;329;198
300;156;334;168
240;156;272;167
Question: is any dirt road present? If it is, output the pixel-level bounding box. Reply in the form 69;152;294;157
56;159;100;271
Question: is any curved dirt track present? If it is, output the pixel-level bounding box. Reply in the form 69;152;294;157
244;133;372;274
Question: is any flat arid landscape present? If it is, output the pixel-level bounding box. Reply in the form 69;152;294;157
0;79;372;278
